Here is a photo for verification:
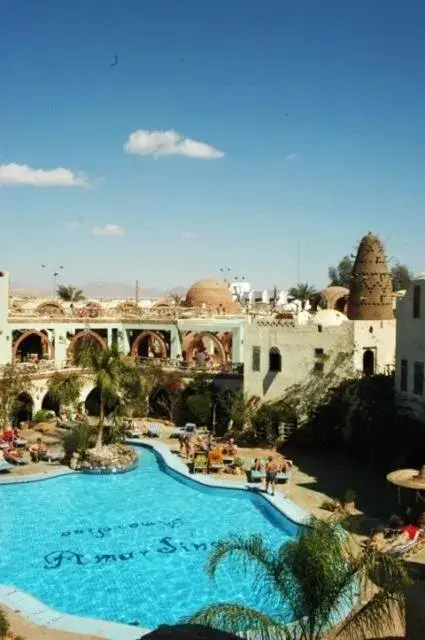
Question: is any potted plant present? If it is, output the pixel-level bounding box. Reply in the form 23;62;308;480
233;456;245;476
341;489;357;513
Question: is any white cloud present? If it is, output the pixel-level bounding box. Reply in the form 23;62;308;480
124;129;224;159
286;153;298;161
92;224;126;237
0;163;89;187
182;231;200;239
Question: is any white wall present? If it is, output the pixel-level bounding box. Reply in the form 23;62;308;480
243;321;354;402
352;320;396;375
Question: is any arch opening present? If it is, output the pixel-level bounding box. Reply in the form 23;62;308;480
68;330;106;364
185;332;226;366
269;347;282;372
84;387;120;417
12;392;34;426
363;349;375;377
13;330;53;363
131;331;167;359
41;392;60;415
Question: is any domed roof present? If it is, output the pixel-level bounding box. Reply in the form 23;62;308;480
185;279;239;312
313;309;348;327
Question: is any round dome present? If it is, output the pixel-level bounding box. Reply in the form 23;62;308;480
185;279;239;312
313;309;348;327
312;286;349;312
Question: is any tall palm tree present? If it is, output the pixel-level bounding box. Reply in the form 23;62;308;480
288;282;316;310
74;341;141;450
57;285;85;302
189;517;409;640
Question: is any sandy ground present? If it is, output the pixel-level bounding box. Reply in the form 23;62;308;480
2;423;417;639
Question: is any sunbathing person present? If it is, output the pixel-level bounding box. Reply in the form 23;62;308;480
29;438;47;462
386;522;420;553
365;527;387;551
279;456;293;472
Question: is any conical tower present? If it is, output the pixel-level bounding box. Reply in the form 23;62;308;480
347;232;394;320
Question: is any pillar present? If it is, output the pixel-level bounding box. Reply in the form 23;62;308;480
169;324;182;358
54;328;68;367
0;271;11;365
231;326;243;363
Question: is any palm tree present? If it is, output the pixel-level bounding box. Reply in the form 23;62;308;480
74;341;141;450
189;517;410;640
288;282;316;310
57;285;85;302
47;372;83;413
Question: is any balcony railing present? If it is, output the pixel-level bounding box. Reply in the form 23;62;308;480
1;358;244;376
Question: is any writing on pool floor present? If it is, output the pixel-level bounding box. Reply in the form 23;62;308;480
44;537;219;569
59;518;183;539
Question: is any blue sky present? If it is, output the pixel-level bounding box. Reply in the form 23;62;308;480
1;0;424;292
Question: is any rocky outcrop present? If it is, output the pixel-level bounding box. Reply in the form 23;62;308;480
70;444;138;473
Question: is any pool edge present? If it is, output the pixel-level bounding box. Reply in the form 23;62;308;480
0;438;310;639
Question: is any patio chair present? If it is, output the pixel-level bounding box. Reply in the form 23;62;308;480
40;451;63;464
0;460;12;473
388;529;421;555
193;452;208;474
5;451;29;466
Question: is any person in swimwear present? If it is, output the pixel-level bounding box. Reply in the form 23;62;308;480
265;455;278;496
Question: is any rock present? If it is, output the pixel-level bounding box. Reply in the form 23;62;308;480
73;444;137;472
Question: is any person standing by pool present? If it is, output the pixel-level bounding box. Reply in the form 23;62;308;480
265;456;278;496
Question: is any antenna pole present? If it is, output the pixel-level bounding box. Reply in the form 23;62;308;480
135;280;140;304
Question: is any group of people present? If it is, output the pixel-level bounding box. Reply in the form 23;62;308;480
251;455;293;496
178;432;238;464
367;513;425;554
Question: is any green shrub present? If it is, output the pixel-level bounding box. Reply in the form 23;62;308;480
33;409;55;423
233;456;244;468
320;499;341;513
60;422;96;463
341;489;356;504
0;607;10;639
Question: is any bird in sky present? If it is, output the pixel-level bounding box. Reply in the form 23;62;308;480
110;54;119;68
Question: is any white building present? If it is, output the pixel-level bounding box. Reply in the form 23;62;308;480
395;273;425;416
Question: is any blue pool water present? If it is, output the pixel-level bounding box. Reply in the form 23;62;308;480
0;446;298;630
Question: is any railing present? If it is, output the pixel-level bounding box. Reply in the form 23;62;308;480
136;357;244;375
1;358;244;376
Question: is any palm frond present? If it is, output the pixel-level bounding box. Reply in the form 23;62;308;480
188;602;288;640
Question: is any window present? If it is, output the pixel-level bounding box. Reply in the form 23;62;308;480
252;346;261;372
400;359;408;392
314;348;324;357
413;361;424;395
314;361;324;374
317;325;323;333
413;285;421;319
269;347;282;372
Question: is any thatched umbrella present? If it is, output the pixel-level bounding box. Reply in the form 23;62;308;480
141;624;240;640
386;467;425;504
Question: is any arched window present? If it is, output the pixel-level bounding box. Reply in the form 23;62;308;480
269;347;282;372
363;349;375;377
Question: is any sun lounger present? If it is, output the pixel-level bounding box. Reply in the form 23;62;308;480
146;424;161;437
5;453;29;466
247;469;291;483
209;463;225;472
389;530;421;555
14;438;27;447
40;451;63;464
0;460;12;473
193;452;208;473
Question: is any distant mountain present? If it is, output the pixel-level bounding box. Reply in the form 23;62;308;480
10;281;188;300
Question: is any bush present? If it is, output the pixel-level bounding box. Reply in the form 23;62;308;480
233;456;244;468
33;409;55;424
0;607;10;639
320;499;341;513
60;422;96;463
341;489;356;505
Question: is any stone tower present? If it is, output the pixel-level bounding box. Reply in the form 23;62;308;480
347;232;394;321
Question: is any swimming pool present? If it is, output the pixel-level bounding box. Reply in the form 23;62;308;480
0;446;299;631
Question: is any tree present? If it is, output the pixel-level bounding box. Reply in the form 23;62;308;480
74;341;140;449
47;372;83;414
328;256;354;288
189;517;409;640
391;262;412;292
57;285;85;302
288;282;317;310
0;364;33;430
229;392;260;431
